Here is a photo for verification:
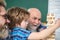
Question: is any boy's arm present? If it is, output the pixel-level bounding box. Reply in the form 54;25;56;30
28;19;60;40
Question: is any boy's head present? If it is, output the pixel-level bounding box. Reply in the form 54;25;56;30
7;7;30;29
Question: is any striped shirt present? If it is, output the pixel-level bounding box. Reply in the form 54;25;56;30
11;27;31;40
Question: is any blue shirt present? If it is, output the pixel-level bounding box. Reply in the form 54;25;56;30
10;27;31;40
37;24;46;32
39;24;46;29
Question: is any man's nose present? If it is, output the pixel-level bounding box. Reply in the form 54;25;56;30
35;20;39;24
35;20;41;24
6;19;10;23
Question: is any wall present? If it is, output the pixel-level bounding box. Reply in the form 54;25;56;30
6;0;48;22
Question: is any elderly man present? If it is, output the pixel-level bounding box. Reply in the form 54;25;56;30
27;8;46;40
27;8;46;32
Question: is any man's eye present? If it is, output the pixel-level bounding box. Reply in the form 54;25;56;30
39;19;41;21
33;18;37;20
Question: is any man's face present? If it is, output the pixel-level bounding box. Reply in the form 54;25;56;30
0;16;6;27
28;10;41;28
0;15;10;28
0;6;6;15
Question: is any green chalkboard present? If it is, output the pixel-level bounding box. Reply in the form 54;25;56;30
6;0;48;22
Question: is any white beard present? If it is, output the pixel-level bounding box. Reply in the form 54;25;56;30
27;24;39;32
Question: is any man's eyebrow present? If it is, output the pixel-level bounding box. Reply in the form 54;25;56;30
33;17;41;20
33;17;37;19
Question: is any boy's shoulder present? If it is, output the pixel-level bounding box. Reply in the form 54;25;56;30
11;27;31;37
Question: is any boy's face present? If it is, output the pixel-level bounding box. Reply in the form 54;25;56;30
20;20;28;29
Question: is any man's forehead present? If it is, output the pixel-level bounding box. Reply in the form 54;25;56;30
30;14;41;19
30;11;41;17
28;8;41;18
0;6;5;10
0;5;4;8
28;8;41;15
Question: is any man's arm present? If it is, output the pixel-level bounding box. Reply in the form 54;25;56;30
28;19;60;40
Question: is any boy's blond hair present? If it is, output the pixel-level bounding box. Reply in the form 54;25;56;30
7;7;30;29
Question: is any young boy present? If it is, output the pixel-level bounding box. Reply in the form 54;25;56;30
7;7;31;40
7;7;60;40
